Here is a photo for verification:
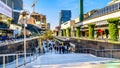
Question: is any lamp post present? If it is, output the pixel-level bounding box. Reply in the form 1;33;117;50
21;11;28;65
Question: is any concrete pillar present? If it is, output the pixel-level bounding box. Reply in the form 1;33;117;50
88;24;95;39
107;18;119;41
61;30;63;36
76;27;80;37
63;29;66;36
67;28;71;37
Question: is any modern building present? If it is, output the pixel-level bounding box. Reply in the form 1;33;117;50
28;12;47;29
61;20;75;37
1;0;23;24
12;0;23;23
59;10;71;26
60;0;120;40
0;0;13;36
47;23;50;30
59;10;71;36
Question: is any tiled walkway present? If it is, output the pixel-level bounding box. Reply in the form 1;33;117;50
19;52;119;68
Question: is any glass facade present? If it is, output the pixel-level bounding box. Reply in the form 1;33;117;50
7;0;12;8
12;0;23;24
1;0;6;4
13;12;20;24
1;0;12;8
60;10;71;23
13;0;23;10
87;2;120;20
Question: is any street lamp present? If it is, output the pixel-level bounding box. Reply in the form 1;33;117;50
20;10;29;65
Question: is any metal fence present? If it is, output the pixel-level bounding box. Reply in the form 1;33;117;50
76;48;120;59
0;53;39;68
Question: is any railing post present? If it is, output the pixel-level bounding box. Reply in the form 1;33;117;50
30;53;31;62
3;56;5;68
16;54;18;68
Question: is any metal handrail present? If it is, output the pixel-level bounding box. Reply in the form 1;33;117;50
0;36;40;47
0;53;39;68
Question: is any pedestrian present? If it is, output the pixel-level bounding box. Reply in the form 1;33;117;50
49;47;52;53
1;35;7;42
62;46;65;54
59;46;62;54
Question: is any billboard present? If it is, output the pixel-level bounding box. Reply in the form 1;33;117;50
0;1;12;18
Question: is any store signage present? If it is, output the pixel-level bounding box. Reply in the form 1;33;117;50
0;1;12;18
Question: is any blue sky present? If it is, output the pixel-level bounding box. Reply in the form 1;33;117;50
23;0;111;30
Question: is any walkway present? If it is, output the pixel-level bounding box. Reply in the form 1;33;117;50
19;53;119;68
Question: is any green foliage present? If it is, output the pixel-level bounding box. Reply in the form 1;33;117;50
42;30;53;39
88;24;95;39
107;18;119;41
63;29;66;36
76;27;80;37
67;28;71;37
107;18;119;24
61;30;64;36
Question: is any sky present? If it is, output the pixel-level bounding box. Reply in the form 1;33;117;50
23;0;111;30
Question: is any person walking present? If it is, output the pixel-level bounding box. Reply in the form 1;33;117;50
62;46;65;54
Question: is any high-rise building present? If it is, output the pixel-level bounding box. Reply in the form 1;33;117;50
13;0;23;23
47;23;50;30
59;10;71;26
59;10;71;36
28;12;47;29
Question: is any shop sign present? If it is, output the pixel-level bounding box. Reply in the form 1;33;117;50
0;1;12;18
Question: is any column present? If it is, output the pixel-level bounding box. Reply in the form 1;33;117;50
76;27;80;37
107;18;119;41
67;28;71;37
63;29;65;36
88;24;95;39
64;29;66;36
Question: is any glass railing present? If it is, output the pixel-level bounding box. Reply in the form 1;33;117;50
87;2;120;20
